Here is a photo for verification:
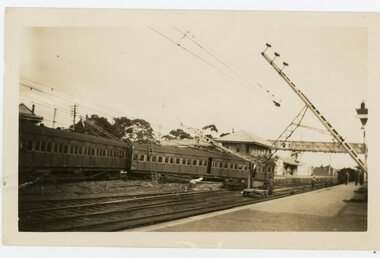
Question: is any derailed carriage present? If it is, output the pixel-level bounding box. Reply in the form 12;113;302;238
130;143;275;189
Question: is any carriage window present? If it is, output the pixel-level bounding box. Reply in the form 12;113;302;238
158;156;163;162
46;142;52;152
225;163;228;168
219;162;224;168
267;166;271;172
88;148;91;155
176;158;181;164
230;163;233;169
244;166;248;171
53;143;58;153
238;164;243;170
64;145;68;154
35;141;41;152
133;154;138;160
192;159;197;166
27;140;33;151
91;148;95;156
152;156;156;162
187;159;191;165
164;157;169;163
70;145;74;154
182;159;186;165
169;157;174;164
139;154;145;161
59;144;63;153
234;164;238;169
41;142;46;152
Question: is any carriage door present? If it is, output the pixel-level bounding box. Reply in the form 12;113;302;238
207;157;212;174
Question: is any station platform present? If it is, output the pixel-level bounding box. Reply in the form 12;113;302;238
130;183;367;232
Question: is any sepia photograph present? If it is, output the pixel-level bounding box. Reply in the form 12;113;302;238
3;6;380;250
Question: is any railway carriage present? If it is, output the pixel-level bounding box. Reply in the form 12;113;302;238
19;122;132;183
130;143;275;183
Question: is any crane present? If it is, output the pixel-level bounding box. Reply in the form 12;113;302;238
261;44;368;174
180;123;272;192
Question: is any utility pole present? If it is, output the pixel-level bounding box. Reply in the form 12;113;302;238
52;107;57;128
70;104;77;131
356;101;368;180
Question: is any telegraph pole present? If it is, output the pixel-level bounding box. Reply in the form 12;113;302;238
52;107;57;128
356;101;368;180
70;104;77;131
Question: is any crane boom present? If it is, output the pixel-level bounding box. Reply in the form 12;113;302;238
180;123;258;166
261;48;368;174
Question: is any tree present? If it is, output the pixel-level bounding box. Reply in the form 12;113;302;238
70;115;157;144
202;124;219;139
202;124;218;133
162;128;193;140
71;115;115;138
220;132;230;138
114;117;156;144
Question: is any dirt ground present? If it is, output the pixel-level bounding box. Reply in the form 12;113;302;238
19;179;225;200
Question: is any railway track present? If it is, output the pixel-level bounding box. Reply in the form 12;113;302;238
19;183;329;232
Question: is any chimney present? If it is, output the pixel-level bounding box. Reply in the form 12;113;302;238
32;104;35;114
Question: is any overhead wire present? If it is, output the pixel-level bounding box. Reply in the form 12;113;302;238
21;77;127;117
172;27;280;105
20;82;120;121
148;27;269;98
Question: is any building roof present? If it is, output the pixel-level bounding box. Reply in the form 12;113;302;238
19;103;43;123
216;130;271;148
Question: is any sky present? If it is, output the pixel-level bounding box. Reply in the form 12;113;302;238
19;12;368;168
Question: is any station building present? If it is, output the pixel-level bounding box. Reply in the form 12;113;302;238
216;130;304;176
215;130;272;158
19;103;43;124
273;155;301;176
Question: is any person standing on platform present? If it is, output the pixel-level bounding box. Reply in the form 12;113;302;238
311;176;316;190
355;171;359;185
345;172;349;185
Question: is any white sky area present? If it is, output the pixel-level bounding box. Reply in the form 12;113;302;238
19;18;367;168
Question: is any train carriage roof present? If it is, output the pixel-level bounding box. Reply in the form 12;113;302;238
20;122;130;148
133;143;275;165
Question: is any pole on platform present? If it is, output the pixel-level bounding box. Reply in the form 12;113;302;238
356;101;368;180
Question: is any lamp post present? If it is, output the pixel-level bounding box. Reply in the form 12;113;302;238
356;101;368;181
